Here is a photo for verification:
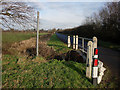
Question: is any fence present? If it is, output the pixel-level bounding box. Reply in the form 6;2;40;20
56;32;106;85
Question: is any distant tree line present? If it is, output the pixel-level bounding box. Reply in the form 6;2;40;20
59;2;120;44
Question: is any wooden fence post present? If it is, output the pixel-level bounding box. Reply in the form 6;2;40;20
76;35;78;50
73;35;75;49
86;41;93;78
36;11;39;56
68;36;71;47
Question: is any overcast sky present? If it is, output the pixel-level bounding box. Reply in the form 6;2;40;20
26;1;106;30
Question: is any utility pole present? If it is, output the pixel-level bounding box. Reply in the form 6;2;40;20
36;11;39;56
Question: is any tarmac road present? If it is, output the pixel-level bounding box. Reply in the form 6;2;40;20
98;47;120;77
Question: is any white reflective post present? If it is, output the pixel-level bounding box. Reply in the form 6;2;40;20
97;60;106;84
86;41;93;78
68;36;71;47
73;35;75;49
93;37;97;56
76;35;78;50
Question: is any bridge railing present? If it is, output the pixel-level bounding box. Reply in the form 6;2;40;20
78;37;93;54
56;32;106;85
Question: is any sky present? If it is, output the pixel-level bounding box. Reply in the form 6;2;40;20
26;1;106;30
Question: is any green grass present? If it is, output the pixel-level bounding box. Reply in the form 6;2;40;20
2;34;95;88
99;40;120;51
47;34;72;53
2;55;94;88
2;31;49;54
2;32;48;44
2;33;117;88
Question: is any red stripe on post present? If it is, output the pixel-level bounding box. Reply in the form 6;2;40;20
95;48;98;55
94;59;98;66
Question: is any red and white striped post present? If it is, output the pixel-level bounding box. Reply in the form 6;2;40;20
92;48;99;85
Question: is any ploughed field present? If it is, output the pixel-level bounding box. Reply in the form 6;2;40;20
2;31;118;88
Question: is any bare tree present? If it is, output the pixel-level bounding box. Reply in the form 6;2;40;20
0;1;37;30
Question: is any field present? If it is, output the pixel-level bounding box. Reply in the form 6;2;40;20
2;31;48;44
2;31;117;88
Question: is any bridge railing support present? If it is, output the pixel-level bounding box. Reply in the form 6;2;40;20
73;35;76;49
68;36;71;48
67;35;106;85
76;35;78;50
86;41;93;78
92;37;97;56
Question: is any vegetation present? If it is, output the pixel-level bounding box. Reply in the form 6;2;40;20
47;34;72;53
2;31;48;44
2;31;48;55
2;32;35;44
98;40;120;51
2;55;95;88
2;33;118;88
1;1;36;30
2;33;94;88
59;2;120;49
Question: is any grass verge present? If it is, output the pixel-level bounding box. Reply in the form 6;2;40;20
47;34;72;53
2;33;117;88
2;55;94;88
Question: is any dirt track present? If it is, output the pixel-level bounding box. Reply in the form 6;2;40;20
98;47;120;77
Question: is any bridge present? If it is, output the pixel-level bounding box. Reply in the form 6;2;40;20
56;32;106;85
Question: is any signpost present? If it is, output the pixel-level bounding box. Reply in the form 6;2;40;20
36;11;39;56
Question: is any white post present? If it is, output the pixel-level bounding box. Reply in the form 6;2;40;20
97;60;106;84
93;37;97;56
86;41;93;78
82;38;84;52
68;36;71;47
36;11;39;56
73;35;75;49
76;35;78;50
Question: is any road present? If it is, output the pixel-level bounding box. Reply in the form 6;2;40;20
98;47;120;77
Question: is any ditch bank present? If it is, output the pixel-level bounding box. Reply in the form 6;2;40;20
9;33;84;63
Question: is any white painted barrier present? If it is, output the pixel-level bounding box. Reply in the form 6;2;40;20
76;35;78;50
86;41;93;78
68;36;71;47
67;35;106;85
73;35;75;49
97;60;106;84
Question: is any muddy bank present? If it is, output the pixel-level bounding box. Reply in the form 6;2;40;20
9;34;55;58
5;33;84;63
53;50;85;63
